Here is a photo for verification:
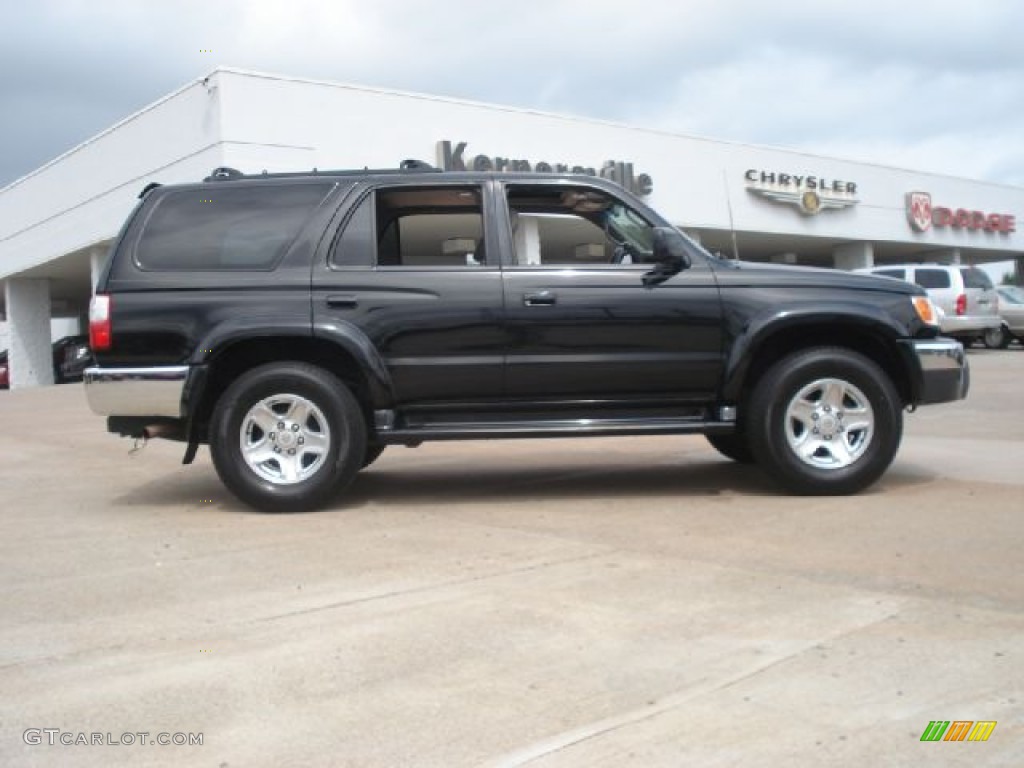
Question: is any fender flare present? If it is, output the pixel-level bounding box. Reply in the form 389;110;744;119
720;304;910;403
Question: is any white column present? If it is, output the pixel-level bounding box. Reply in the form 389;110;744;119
514;215;542;265
4;277;54;388
833;242;874;271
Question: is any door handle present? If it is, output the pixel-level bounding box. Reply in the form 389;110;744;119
326;294;358;309
523;291;557;307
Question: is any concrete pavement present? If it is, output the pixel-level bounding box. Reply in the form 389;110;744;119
1;349;1021;766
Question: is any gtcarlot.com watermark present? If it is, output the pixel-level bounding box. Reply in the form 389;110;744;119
24;729;203;747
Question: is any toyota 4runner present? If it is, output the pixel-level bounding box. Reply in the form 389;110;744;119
85;164;969;511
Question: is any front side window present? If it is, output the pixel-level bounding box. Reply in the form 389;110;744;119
136;183;333;270
505;184;655;267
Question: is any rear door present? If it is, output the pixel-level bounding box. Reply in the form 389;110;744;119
312;181;505;406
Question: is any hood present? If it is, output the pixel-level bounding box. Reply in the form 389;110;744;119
709;258;920;295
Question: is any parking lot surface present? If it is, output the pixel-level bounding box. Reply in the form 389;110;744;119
1;349;1022;766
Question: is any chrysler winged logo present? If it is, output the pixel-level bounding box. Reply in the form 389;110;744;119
744;170;859;216
907;191;933;232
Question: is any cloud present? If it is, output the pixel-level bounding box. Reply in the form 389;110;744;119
2;0;1022;186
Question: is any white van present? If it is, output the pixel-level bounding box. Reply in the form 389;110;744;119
856;264;1000;343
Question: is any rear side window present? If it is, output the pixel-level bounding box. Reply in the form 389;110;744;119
960;267;993;290
875;269;906;280
136;183;333;270
914;269;952;289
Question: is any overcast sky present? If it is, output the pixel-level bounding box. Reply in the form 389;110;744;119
3;0;1023;190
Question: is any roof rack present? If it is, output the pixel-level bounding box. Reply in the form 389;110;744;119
202;159;440;183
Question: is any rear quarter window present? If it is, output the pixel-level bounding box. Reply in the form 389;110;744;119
914;269;952;289
135;183;333;271
960;267;994;290
874;269;906;280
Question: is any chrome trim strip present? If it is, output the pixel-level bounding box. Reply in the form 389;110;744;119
912;339;965;372
83;366;189;418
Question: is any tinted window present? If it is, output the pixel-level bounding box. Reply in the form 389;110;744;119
331;192;374;267
137;184;332;270
960;267;993;290
915;269;952;289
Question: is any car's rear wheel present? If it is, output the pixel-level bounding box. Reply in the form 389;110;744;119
210;362;366;512
748;347;902;495
983;325;1010;350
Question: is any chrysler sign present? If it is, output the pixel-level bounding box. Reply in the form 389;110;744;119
906;191;1015;234
436;140;654;196
745;169;859;215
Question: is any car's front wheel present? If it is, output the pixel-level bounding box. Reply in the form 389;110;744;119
210;363;366;512
747;348;902;495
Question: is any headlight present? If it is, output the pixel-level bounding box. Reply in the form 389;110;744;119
911;296;940;326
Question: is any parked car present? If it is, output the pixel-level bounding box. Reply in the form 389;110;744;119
52;335;94;383
855;264;1000;345
0;337;95;387
84;163;968;511
986;286;1024;348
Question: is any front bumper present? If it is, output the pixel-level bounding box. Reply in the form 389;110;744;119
908;338;969;405
83;366;190;418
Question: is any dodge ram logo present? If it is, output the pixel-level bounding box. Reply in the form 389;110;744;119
907;191;933;232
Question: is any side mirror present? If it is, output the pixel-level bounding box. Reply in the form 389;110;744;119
643;227;691;287
652;227;692;270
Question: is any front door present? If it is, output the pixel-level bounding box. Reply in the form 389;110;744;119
497;181;723;405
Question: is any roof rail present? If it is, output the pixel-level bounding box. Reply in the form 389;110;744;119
202;160;440;183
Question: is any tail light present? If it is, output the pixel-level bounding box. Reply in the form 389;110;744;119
89;294;112;351
955;293;967;316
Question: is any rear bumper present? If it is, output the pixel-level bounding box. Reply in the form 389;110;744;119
83;366;189;418
939;314;1001;335
908;339;969;405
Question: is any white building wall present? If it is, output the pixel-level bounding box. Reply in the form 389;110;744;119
213;69;1024;255
0;78;225;281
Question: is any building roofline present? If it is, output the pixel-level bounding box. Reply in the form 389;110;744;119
0;70;218;196
213;66;1022;191
3;65;1021;196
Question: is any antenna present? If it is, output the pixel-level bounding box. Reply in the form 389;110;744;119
723;170;740;261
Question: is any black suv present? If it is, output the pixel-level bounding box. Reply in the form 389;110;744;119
85;164;968;511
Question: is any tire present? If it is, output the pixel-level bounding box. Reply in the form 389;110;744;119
361;443;386;469
982;325;1010;350
747;347;902;495
705;433;754;464
210;362;367;512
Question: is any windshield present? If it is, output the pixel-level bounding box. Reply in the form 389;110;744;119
604;203;654;254
998;286;1024;304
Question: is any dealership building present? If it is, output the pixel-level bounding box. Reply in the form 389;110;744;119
1;66;1023;388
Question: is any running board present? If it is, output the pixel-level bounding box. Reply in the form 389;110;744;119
376;416;735;443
